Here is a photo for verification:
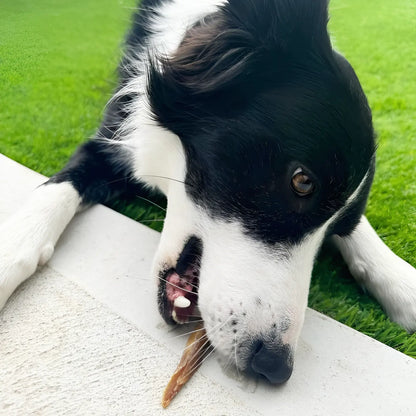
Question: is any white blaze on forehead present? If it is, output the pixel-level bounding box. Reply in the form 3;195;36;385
147;0;228;58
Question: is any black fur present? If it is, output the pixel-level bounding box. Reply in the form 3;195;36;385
47;139;138;206
149;0;376;244
49;0;375;242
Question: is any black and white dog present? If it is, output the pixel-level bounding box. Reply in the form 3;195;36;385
1;0;415;384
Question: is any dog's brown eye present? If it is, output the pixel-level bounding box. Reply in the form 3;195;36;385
291;168;314;196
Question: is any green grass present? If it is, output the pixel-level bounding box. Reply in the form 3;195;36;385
1;0;415;357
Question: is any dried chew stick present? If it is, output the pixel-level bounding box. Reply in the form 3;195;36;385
162;323;210;408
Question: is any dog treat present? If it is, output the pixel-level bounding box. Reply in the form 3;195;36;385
162;323;210;408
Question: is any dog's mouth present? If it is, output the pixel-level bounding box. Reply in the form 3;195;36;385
158;236;203;325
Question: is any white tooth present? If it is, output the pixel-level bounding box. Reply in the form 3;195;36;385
172;309;179;323
174;296;191;309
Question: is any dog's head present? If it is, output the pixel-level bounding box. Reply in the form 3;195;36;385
148;0;375;384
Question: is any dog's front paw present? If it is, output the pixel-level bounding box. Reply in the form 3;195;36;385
0;220;55;310
356;252;416;333
333;217;416;333
379;256;416;333
0;183;80;310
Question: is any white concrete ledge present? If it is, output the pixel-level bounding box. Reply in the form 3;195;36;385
1;154;415;415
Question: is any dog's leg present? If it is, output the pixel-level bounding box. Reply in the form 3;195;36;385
0;130;140;310
0;182;81;308
332;215;416;332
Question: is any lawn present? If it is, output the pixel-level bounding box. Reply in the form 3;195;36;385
1;0;415;357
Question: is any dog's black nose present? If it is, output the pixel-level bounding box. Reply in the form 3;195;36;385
250;341;293;384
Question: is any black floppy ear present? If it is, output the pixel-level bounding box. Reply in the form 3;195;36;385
147;11;257;136
157;12;256;96
148;0;332;136
225;0;330;52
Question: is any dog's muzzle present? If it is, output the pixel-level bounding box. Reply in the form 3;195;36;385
157;234;295;385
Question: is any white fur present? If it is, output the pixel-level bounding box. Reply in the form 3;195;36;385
131;117;188;195
112;0;229;193
113;0;228;161
147;129;202;280
147;0;228;57
195;171;372;362
116;1;233;283
333;216;416;332
0;183;80;309
196;219;326;366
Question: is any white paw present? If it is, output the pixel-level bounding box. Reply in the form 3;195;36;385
0;183;80;310
333;217;416;333
0;219;53;310
356;253;416;333
377;257;416;333
39;243;55;266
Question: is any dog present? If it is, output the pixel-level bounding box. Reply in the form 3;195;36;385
1;0;415;385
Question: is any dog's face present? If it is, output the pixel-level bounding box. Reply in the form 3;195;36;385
147;1;376;383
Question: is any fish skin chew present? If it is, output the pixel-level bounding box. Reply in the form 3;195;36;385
162;324;210;408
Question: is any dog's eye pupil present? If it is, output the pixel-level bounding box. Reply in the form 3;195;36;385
291;168;314;196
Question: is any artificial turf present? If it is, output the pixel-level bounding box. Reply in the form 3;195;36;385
1;0;415;357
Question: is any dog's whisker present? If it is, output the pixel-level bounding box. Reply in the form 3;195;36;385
184;318;204;323
134;195;166;212
158;275;199;292
182;315;232;352
138;174;194;189
169;325;206;340
208;314;234;336
183;315;235;375
158;276;197;295
233;333;242;378
166;275;200;291
184;334;212;363
182;344;215;380
182;333;210;356
223;345;237;372
179;315;203;321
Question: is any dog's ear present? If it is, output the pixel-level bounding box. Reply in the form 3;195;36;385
225;0;331;52
148;11;254;106
148;0;331;135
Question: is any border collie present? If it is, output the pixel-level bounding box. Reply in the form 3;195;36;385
1;0;415;384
